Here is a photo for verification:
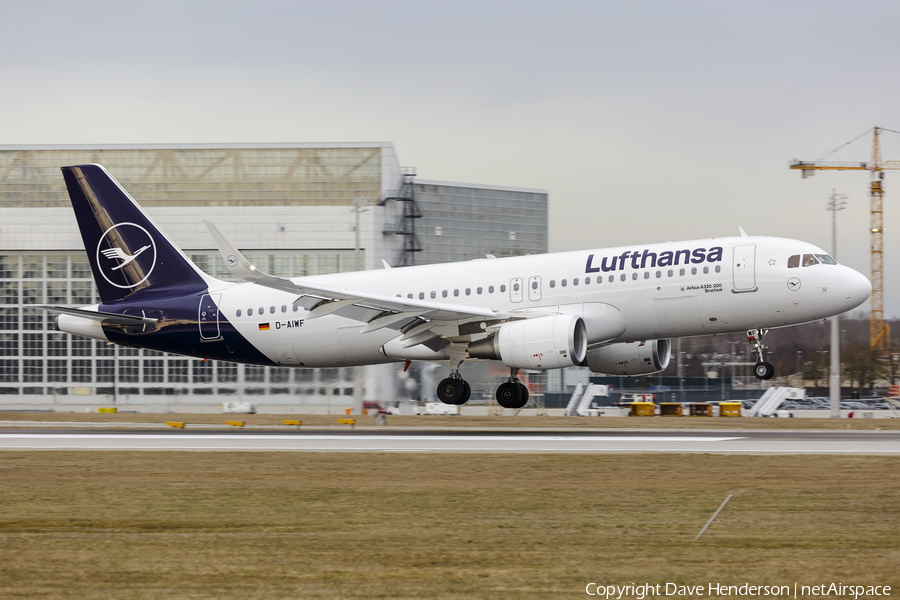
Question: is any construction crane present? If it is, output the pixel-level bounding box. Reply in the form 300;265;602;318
790;126;900;351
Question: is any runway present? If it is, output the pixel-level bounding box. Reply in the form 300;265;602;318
1;428;899;454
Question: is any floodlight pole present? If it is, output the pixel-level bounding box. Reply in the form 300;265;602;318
827;189;848;418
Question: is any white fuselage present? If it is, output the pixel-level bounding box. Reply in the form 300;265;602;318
203;235;870;368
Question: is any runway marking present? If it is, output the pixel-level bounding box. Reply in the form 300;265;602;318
0;434;746;442
4;433;898;454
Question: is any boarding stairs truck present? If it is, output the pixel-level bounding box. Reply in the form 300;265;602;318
747;387;805;417
564;383;610;416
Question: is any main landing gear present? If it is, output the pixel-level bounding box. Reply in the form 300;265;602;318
748;328;775;380
436;350;471;405
435;351;530;409
495;367;529;409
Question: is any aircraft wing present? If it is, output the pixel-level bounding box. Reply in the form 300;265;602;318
204;221;501;344
33;305;159;325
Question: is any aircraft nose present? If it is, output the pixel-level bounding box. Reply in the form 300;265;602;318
843;267;872;309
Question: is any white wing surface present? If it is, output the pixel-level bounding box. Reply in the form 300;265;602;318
204;221;504;346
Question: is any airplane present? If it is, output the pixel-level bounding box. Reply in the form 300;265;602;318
36;164;871;409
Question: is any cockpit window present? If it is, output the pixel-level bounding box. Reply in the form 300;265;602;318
815;254;837;265
802;254;819;267
787;255;800;268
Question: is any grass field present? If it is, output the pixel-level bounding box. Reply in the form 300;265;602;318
2;410;899;430
1;452;898;599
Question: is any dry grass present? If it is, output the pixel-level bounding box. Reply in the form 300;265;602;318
2;410;899;430
0;452;898;599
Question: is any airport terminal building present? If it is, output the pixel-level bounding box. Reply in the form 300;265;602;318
0;143;548;412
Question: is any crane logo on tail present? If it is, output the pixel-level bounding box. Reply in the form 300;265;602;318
95;222;157;289
102;245;151;271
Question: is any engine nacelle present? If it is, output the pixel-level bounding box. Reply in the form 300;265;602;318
468;315;587;370
584;339;671;376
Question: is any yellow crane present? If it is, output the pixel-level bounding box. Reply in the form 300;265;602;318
790;126;900;351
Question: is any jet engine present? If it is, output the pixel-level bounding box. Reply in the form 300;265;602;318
584;339;671;376
467;314;587;370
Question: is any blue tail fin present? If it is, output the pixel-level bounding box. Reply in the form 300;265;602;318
62;164;212;303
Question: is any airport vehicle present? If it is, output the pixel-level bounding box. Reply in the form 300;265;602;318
362;401;391;414
38;165;871;409
424;402;460;415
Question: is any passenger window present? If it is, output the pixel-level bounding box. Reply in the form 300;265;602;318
500;284;506;292
596;276;602;284
488;285;494;293
407;293;413;299
788;255;800;268
454;289;459;297
703;266;709;274
573;278;579;286
419;292;424;299
270;306;276;314
561;279;567;287
632;273;638;280
549;280;556;288
668;269;673;277
248;308;253;316
715;265;721;273
236;309;242;317
292;305;299;312
644;272;650;279
679;268;685;276
656;271;661;278
281;305;287;313
531;281;538;289
584;277;590;285
691;267;697;275
620;274;626;281
430;291;436;299
442;290;448;298
608;275;614;283
513;283;520;291
258;307;264;315
465;288;471;296
477;287;483;294
802;254;819;267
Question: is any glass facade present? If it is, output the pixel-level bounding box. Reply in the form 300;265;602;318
0;144;549;410
414;182;548;264
0;145;382;207
0;251;360;399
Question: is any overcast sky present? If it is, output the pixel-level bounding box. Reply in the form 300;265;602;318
4;1;900;314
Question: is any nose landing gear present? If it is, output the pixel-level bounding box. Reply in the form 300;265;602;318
748;328;775;380
495;367;530;409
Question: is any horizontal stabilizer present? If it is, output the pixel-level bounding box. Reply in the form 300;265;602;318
33;305;158;325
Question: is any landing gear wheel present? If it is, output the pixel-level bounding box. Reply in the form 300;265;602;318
517;382;529;406
496;381;527;409
437;377;466;405
754;361;775;380
461;380;471;405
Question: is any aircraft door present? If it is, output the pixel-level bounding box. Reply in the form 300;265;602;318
199;294;222;340
528;276;542;301
273;343;300;365
732;245;757;292
510;278;524;303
